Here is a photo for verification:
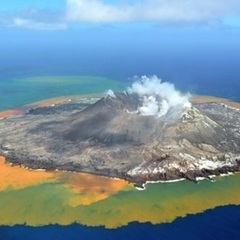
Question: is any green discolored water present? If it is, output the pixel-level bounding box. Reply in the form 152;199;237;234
0;171;239;228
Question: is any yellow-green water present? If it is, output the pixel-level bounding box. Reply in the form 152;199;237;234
0;157;240;228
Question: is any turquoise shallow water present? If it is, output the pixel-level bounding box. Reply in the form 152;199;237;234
0;76;126;111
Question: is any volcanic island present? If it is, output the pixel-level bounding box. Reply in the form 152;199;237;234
0;79;240;188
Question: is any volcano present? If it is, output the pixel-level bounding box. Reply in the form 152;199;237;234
0;91;240;187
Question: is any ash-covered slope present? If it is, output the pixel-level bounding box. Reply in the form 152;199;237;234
0;77;240;187
62;92;167;145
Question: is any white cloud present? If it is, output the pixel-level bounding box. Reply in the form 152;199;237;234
13;18;67;30
1;0;240;29
0;7;67;30
66;0;240;24
66;0;132;22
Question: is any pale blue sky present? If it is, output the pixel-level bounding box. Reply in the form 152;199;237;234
1;0;240;87
1;1;240;55
0;0;240;29
0;0;65;10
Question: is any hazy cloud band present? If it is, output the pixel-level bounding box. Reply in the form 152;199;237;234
66;0;240;24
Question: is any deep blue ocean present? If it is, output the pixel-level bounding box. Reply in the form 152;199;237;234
1;206;240;240
1;42;240;102
0;45;240;239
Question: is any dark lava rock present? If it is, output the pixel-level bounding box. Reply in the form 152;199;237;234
0;94;240;186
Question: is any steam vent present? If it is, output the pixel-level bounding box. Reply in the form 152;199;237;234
0;77;240;187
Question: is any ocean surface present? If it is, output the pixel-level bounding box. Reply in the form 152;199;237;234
1;44;240;102
0;57;240;239
1;205;240;240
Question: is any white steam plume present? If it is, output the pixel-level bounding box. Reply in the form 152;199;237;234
105;89;116;98
127;75;191;117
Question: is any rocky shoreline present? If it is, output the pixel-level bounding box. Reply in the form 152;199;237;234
128;163;240;188
0;94;240;188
